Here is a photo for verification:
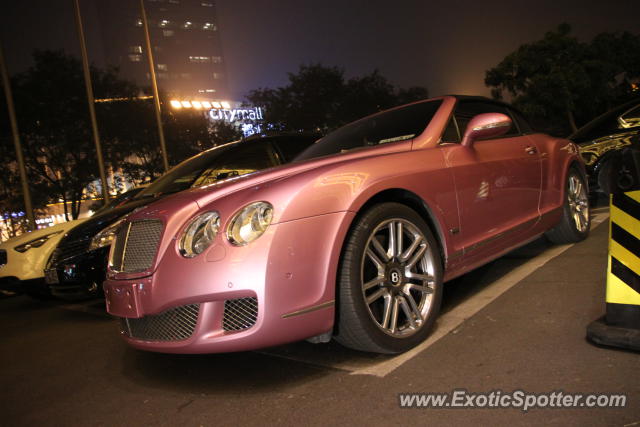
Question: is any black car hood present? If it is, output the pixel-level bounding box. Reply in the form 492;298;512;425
51;198;157;265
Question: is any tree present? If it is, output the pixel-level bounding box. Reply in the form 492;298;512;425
0;50;237;222
246;64;429;133
99;97;241;183
486;24;640;136
0;50;143;220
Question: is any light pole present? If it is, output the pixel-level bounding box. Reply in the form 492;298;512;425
140;0;170;172
73;0;110;205
0;42;36;231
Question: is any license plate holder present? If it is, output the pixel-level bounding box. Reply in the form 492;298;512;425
105;282;142;317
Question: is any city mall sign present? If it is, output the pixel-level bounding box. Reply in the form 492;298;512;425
169;100;266;137
208;106;264;122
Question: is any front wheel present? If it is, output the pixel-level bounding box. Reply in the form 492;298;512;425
598;158;637;196
334;203;443;354
545;169;590;244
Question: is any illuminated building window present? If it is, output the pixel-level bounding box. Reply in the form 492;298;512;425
157;64;168;71
211;56;222;63
201;2;213;6
203;22;216;31
213;72;224;80
135;18;143;27
163;30;174;37
159;19;169;28
129;45;142;53
181;73;192;79
189;56;211;63
198;89;216;93
157;73;169;79
128;54;142;62
183;21;193;29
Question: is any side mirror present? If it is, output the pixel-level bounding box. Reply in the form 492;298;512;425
461;113;512;147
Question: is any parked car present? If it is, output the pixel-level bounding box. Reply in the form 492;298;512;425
45;133;319;300
0;219;86;298
0;187;148;299
103;95;589;355
571;99;640;194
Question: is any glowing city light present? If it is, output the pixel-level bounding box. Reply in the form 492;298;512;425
170;100;182;109
181;101;192;108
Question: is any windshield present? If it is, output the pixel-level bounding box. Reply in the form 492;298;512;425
295;100;442;161
134;140;278;199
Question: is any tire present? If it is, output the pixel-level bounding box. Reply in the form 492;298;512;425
597;158;637;196
545;169;590;244
334;203;443;354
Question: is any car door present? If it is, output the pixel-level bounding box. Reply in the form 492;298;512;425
441;100;542;262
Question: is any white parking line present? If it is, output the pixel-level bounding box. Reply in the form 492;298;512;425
351;209;610;377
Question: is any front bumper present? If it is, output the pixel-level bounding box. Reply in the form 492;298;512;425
47;247;110;300
104;211;354;353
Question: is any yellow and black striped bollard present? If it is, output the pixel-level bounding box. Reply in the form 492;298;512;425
587;190;640;351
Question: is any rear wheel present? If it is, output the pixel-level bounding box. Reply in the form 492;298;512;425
545;169;590;244
335;203;443;354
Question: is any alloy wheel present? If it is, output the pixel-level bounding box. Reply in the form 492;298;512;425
360;218;436;337
568;173;589;233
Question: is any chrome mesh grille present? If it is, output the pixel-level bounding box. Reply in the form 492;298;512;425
223;297;258;331
120;304;200;341
111;220;163;273
49;238;91;266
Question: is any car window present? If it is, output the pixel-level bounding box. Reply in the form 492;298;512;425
440;117;460;143
509;108;533;134
192;142;278;187
295;100;442;161
273;135;320;162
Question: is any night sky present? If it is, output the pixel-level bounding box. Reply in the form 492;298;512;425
2;0;638;101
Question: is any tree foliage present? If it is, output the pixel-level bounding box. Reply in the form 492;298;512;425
0;50;238;225
485;24;640;136
246;64;429;132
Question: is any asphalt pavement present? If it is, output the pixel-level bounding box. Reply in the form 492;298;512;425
1;202;638;426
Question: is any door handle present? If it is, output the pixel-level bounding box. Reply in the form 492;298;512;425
525;146;537;155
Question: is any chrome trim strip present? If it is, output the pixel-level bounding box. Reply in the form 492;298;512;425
447;250;464;261
282;300;335;319
463;216;539;255
119;222;132;272
472;121;511;131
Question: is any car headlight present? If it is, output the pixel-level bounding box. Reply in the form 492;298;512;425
89;217;127;252
14;231;63;253
226;201;273;246
179;211;220;258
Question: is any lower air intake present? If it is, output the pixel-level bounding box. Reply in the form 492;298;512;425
120;304;200;341
223;297;258;331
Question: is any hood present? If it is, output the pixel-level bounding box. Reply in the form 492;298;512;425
57;198;153;246
0;219;86;249
577;131;638;157
176;139;413;210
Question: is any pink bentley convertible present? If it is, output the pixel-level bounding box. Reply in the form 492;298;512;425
104;95;590;354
